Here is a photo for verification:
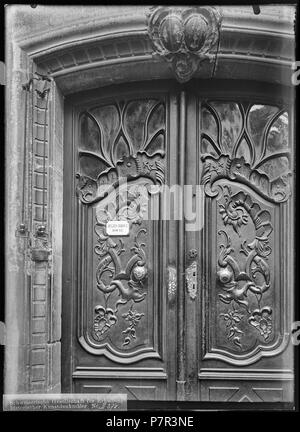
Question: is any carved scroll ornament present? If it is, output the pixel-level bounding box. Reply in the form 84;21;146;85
93;196;149;346
147;6;222;82
201;102;291;364
217;186;273;349
76;152;164;204
201;154;291;204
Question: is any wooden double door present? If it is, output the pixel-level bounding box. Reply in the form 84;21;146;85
62;81;294;402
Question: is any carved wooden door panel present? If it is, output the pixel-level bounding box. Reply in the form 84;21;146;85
63;84;294;402
185;92;294;402
63;85;179;400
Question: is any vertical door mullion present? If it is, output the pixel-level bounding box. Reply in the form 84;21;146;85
184;92;199;400
176;90;187;400
166;90;180;400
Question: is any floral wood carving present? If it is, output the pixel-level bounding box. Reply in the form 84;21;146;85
122;305;145;346
93;214;148;345
217;186;273;349
220;307;244;349
95;219;148;307
93;305;118;340
91;179;155;346
147;6;222;82
248;307;273;340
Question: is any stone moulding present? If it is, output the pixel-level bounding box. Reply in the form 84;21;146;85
8;6;294;89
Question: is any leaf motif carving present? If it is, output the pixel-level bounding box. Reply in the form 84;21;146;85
201;102;291;203
217;187;274;350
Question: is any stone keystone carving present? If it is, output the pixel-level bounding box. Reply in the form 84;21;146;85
147;6;222;82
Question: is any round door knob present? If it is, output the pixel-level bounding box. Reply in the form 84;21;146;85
132;261;148;281
188;249;197;259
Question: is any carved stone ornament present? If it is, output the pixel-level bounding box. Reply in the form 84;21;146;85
147;6;222;82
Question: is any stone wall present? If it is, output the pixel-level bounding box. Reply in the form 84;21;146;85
28;75;63;392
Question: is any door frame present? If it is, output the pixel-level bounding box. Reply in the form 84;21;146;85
62;79;295;400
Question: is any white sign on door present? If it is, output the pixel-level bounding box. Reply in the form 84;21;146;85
106;221;130;236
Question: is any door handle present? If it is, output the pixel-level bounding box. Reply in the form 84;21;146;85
168;266;177;301
186;261;197;300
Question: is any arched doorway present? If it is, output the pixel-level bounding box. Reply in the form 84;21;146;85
5;5;295;404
